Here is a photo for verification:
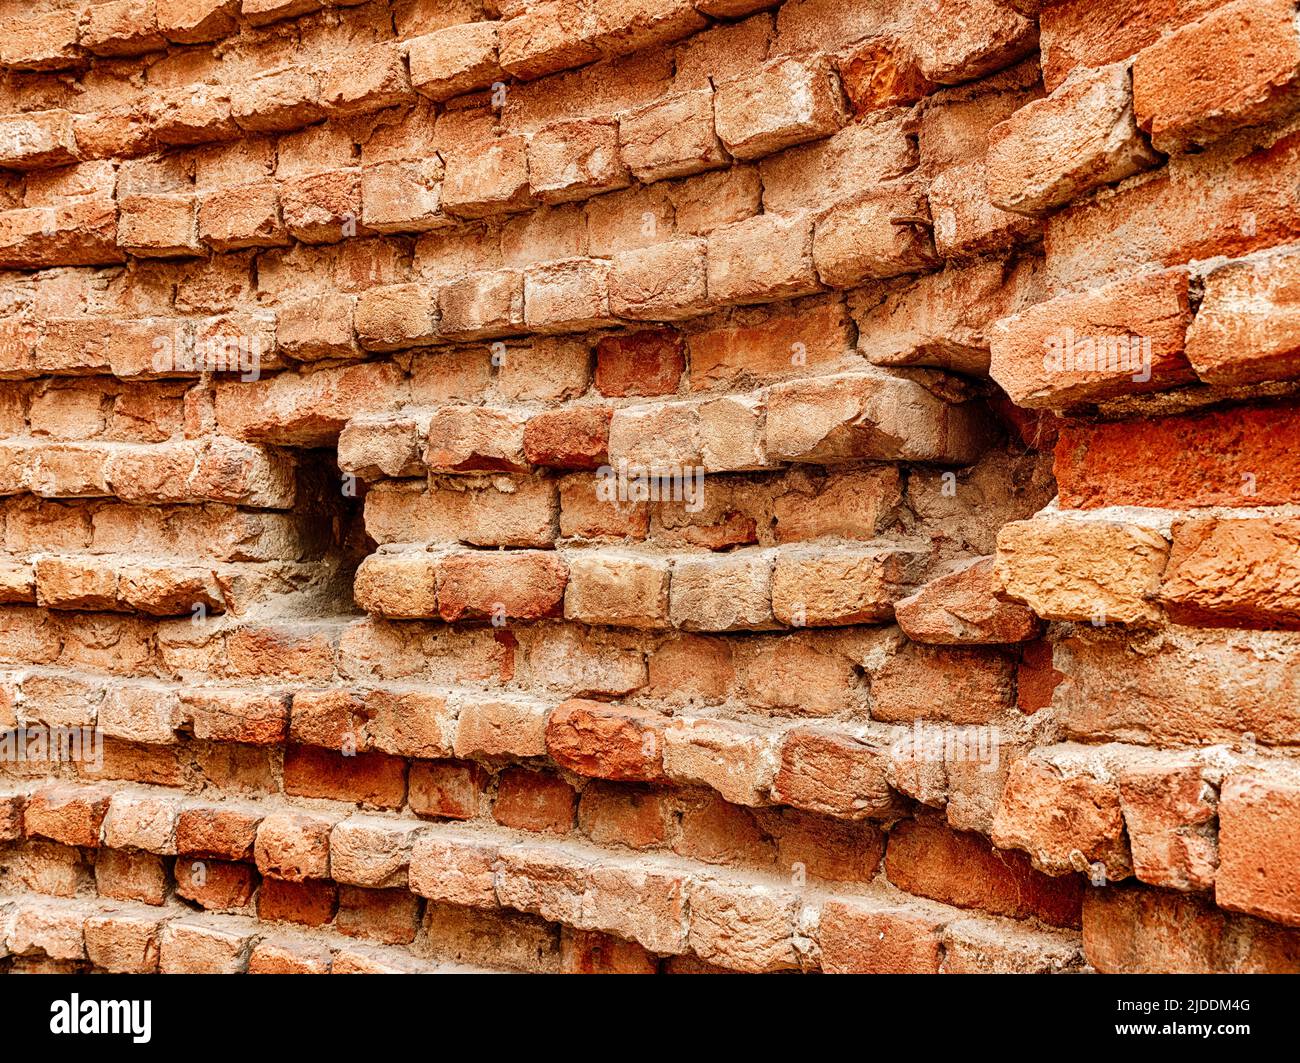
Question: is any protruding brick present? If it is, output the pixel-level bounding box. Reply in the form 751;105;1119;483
989;268;1195;408
1159;516;1300;627
991;750;1132;879
895;557;1042;644
436;550;569;622
765;371;991;465
1186;245;1300;386
354;553;440;619
529;118;631;204
996;515;1169;625
1132;0;1300;153
618;90;729;184
714;57;845;160
0;111;79;171
988;62;1161;216
408;23;503;102
812;182;938;288
1217;771;1300;926
546;699;668;782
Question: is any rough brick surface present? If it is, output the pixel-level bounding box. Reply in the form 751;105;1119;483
0;0;1296;982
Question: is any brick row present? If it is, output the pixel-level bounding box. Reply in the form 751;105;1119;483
0;777;1092;972
0;437;296;507
990;244;1300;409
996;507;1300;630
0;894;497;973
0;553;320;616
328;369;992;486
355;541;935;630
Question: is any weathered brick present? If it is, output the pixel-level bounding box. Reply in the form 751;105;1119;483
442;136;535;219
987;62;1162;216
765;371;991;465
989;268;1195;408
618;89;729;184
996;515;1170;625
1132;0;1300;153
564;551;671;628
1217;771;1300;926
436;550;569;622
714;57;845;160
1054;401;1300;509
822;195;938;294
408;23;503;102
819;899;946;974
0;111;79;171
991;749;1133;878
493;767;577;834
523;258;616;332
1159;516;1300;627
894;557;1041;644
886;818;1083;927
1084;886;1300;974
1186;245;1300;386
771;728;897;819
546;699;667;781
529;118;631;203
707;213;820;305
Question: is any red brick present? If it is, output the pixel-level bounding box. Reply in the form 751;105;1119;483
1159;516;1300;627
577;783;672;849
1186;245;1300;386
595;330;686;397
523;407;612;469
336;886;420;945
1054;624;1300;746
714;56;845;160
492;767;577;834
1045;126;1300;290
1116;755;1218;891
987;62;1160;216
436;551;568;623
409;760;488;821
95;849;168;906
990;268;1196;409
23;784;111;847
1038;0;1231;91
254;810;335;882
771;728;898;820
1017;640;1064;715
257;879;339;927
283;746;408;810
175;805;262;861
175;858;257;910
871;644;1016;725
1084;886;1300;973
545;699;668;782
894;557;1041;645
886;818;1083;927
1217;772;1300;926
991;753;1133;878
819;900;946;974
1054;400;1300;509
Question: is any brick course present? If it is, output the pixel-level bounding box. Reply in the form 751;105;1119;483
1;0;1298;978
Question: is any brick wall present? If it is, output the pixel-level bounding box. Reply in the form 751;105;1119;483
0;0;1296;975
